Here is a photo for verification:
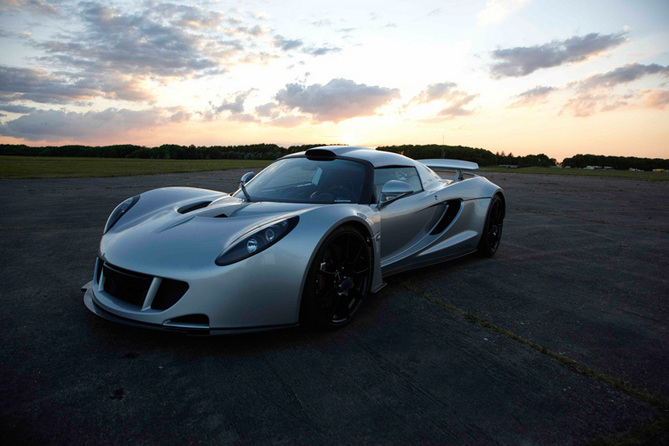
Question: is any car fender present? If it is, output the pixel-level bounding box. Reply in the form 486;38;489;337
290;203;382;321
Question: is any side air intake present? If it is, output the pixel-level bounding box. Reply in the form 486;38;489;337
430;200;462;235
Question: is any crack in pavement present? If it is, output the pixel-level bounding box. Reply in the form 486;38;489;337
397;279;668;412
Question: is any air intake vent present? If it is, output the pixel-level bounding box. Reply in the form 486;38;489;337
177;201;211;214
101;262;189;310
305;148;336;160
430;200;462;235
215;214;228;218
151;279;190;310
102;263;152;307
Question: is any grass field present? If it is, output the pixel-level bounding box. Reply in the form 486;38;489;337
1;155;668;180
0;156;273;179
480;166;669;181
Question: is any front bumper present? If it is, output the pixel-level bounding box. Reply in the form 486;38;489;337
82;283;298;335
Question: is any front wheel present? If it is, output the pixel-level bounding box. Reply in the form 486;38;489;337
478;194;504;257
301;225;372;329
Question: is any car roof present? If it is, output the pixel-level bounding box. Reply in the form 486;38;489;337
285;146;417;168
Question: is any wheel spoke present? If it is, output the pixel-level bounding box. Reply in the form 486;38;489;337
317;287;338;310
332;239;346;266
348;239;364;264
343;234;352;264
352;265;370;275
333;294;350;320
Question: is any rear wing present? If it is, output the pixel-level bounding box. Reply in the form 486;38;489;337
418;159;478;181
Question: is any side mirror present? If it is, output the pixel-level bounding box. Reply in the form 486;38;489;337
378;180;413;208
240;171;255;185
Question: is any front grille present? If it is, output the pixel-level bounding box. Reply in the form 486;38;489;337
100;261;189;310
103;263;152;307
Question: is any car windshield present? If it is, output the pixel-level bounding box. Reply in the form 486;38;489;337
240;157;367;204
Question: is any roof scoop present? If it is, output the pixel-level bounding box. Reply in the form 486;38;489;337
305;148;337;160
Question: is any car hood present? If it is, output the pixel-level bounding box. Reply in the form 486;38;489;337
100;194;323;276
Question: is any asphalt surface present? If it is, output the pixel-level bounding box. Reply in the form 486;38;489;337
1;169;668;444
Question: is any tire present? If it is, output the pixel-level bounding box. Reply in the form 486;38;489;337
301;225;372;329
478;194;504;257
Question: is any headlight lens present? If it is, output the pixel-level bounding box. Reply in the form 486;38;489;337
215;216;299;266
104;195;140;234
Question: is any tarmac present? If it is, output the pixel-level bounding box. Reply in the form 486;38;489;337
1;169;668;444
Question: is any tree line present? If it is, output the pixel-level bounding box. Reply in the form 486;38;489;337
561;154;669;171
1;143;667;170
0;143;326;161
376;144;557;167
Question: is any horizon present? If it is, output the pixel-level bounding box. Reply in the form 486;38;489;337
3;141;669;164
0;0;667;161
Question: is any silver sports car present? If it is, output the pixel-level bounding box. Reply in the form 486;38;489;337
83;146;505;334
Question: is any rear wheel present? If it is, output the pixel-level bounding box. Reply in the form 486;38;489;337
301;226;372;329
478;194;504;257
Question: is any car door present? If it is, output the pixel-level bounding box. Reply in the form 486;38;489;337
376;166;445;264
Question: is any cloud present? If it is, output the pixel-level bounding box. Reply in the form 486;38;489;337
27;2;272;91
228;25;266;37
413;82;458;104
275;78;399;123
0;65;156;104
575;63;669;90
61;1;222;77
311;19;332;27
273;35;303;51
0;103;36;114
410;82;478;118
4;1;311;107
478;0;530;28
304;46;341;56
437;97;477;118
268;115;308;128
0;65;101;103
150;2;226;29
490;32;627;78
1;0;59;15
0;107;185;141
211;89;256;115
508;85;556;107
561;63;669;116
561;93;630;117
207;89;260;122
644;89;669;109
255;102;279;118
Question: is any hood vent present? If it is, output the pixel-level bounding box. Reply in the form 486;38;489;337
214;214;228;218
177;201;212;214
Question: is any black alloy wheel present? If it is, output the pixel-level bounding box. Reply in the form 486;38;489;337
302;225;372;329
478;194;504;257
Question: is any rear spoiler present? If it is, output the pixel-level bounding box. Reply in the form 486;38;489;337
418;159;479;171
418;159;478;181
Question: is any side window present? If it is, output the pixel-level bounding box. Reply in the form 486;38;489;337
415;163;443;190
374;167;423;201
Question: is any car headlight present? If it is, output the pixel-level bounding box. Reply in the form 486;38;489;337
215;216;299;266
104;195;140;234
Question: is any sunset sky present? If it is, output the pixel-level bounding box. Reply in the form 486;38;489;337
0;0;667;161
